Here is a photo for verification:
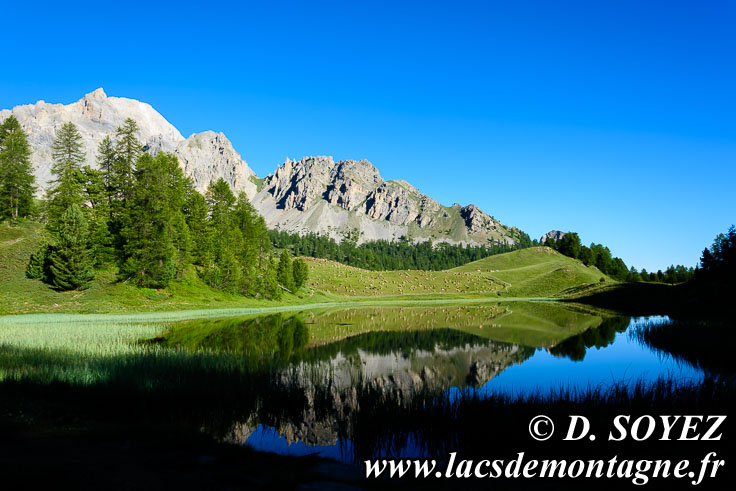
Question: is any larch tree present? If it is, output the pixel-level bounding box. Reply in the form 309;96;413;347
82;164;114;265
108;118;142;252
292;257;309;289
96;135;116;200
183;189;210;265
0;115;36;220
48;204;94;290
119;152;190;288
277;250;294;291
203;178;243;292
110;118;141;202
47;122;85;230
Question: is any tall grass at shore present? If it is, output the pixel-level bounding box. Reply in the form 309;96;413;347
1;310;732;487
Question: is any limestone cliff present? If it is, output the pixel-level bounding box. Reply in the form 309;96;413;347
253;156;525;246
1;89;524;246
0;88;256;196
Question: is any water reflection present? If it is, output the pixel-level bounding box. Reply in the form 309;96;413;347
158;304;712;463
629;316;735;377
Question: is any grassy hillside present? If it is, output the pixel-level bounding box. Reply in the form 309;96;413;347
1;223;610;314
451;247;610;297
0;221;321;314
304;257;502;296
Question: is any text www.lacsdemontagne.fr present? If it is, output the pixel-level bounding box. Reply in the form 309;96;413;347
365;451;725;486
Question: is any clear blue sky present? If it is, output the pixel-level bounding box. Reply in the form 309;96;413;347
2;1;734;271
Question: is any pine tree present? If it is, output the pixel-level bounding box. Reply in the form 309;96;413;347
48;204;94;290
206;178;236;232
110;118;142;202
292;257;309;289
218;247;243;293
233;192;262;294
277;250;294;291
119;153;189;288
262;256;282;300
96;135;116;195
0;116;36;220
171;210;192;278
82;165;114;265
26;242;52;281
47;122;85;230
203;178;245;291
108;119;142;253
183;190;209;265
0;115;17;144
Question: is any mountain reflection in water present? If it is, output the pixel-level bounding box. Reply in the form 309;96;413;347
158;303;709;463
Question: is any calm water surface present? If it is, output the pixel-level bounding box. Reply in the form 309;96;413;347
163;303;709;462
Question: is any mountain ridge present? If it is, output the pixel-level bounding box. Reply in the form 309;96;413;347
1;89;524;246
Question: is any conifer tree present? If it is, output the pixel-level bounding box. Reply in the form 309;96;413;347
47;122;85;229
262;256;282;300
277;250;294;291
82;165;114;265
203;178;244;291
26;242;52;281
0;115;17;144
183;190;209;265
120;153;189;287
48;204;94;290
96;135;116;192
97;135;115;213
232;192;262;294
171;207;192;278
108;119;142;253
110;118;142;203
0;116;36;220
206;178;236;232
292;257;309;289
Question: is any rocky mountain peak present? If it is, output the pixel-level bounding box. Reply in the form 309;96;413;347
0;89;256;197
540;230;566;244
85;87;107;100
175;131;256;197
253;153;519;246
460;204;501;234
3;89;525;248
266;156;335;211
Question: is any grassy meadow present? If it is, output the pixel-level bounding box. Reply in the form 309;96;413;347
451;246;608;296
1;221;731;488
1;220;613;315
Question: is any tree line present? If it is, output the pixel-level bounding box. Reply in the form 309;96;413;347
697;225;735;291
544;232;695;283
269;229;534;271
19;118;307;297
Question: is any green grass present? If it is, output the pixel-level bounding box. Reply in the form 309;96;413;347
305;257;503;296
0;221;334;314
451;246;610;297
158;301;599;351
248;174;265;192
1;222;611;315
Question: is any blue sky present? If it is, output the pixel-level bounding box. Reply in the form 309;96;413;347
1;0;734;271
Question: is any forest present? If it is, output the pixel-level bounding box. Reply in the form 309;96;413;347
2;116;306;298
269;228;535;271
0;114;712;293
544;232;696;283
